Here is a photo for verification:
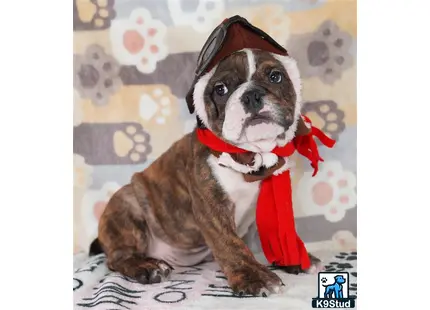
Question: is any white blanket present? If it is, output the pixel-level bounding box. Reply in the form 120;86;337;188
73;250;357;310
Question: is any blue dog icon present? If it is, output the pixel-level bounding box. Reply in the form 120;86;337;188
323;275;346;298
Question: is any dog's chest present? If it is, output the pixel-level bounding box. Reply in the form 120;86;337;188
207;155;261;237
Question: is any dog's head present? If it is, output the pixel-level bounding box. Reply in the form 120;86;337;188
334;275;346;284
191;48;302;152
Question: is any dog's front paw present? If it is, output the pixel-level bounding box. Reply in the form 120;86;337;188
228;265;283;297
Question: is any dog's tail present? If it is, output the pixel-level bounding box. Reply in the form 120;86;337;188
89;238;104;256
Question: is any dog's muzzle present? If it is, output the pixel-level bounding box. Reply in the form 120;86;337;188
241;86;266;114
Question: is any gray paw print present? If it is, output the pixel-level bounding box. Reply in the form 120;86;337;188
73;44;122;106
288;20;354;84
302;100;346;143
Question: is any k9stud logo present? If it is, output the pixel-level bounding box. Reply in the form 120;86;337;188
312;272;356;308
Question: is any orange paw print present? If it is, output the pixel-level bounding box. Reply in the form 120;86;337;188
75;0;116;30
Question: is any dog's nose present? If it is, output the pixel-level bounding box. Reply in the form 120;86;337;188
241;87;266;113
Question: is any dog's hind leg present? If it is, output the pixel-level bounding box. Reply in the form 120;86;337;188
107;253;173;284
324;287;330;298
98;184;173;284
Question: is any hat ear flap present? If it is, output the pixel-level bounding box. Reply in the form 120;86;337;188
295;117;311;136
270;54;302;102
186;88;195;114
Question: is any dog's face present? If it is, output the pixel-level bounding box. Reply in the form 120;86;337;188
334;275;346;284
193;49;302;152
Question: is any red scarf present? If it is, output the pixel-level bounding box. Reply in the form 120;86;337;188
197;115;335;269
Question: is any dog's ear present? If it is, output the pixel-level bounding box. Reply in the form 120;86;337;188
186;87;195;114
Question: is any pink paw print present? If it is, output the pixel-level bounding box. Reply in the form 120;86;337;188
332;230;357;252
110;8;168;73
297;161;356;222
81;182;121;242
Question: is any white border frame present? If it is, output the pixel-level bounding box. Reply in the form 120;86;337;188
0;0;72;309
358;0;430;308
0;0;428;309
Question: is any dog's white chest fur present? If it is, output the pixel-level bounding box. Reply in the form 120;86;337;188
207;155;261;238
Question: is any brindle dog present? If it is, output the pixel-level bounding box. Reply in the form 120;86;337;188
90;49;321;296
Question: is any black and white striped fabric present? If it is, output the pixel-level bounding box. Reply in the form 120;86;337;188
73;250;357;310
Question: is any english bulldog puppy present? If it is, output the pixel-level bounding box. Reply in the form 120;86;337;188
90;48;321;296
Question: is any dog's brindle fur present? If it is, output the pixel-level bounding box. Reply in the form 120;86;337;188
95;50;319;295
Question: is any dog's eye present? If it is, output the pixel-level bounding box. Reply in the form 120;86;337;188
269;70;283;83
214;82;228;96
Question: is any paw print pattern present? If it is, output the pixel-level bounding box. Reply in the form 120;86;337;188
110;8;168;74
74;154;93;189
238;5;291;47
73;0;116;31
302;100;346;143
139;86;178;125
119;53;199;99
332;230;357;252
113;124;152;163
297;161;357;222
73;122;152;165
74;89;84;127
288;20;354;84
74;44;122;106
167;0;225;33
81;182;122;244
226;0;327;12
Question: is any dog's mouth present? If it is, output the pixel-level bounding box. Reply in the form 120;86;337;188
244;111;276;127
232;111;286;146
